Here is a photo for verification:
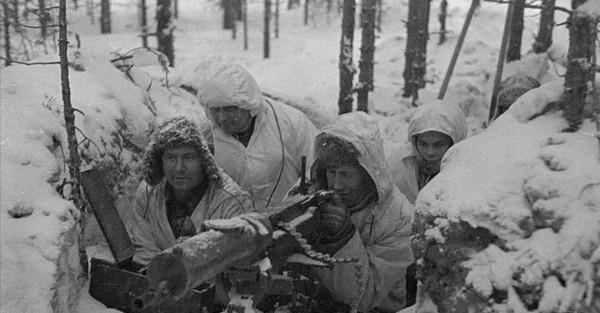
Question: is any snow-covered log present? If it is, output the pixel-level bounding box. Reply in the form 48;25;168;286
413;80;600;313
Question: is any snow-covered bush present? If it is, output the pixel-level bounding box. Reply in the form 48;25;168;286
0;48;200;313
413;81;600;313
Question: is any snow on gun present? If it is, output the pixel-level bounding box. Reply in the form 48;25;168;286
133;190;335;311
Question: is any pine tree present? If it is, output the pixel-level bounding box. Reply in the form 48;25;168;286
506;0;525;61
264;0;271;58
533;0;555;53
2;1;11;66
438;0;447;44
357;0;376;112
100;0;111;33
338;0;356;114
560;0;596;131
402;0;430;104
157;0;174;66
140;0;148;47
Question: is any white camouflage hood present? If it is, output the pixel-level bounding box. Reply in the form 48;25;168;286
194;61;266;117
408;99;468;152
316;112;392;201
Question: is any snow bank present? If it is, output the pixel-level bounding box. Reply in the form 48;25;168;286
0;48;196;313
413;80;600;312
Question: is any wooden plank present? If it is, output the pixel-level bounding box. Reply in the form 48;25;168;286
81;168;135;265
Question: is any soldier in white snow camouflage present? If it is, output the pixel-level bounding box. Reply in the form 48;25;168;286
129;116;253;265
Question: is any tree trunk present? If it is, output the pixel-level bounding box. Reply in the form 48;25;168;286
338;0;356;114
223;0;234;29
438;0;478;100
506;0;525;61
100;0;111;33
86;0;95;25
2;1;11;66
375;0;382;32
58;0;88;280
234;0;242;20
264;0;271;58
402;0;430;103
230;0;237;39
157;0;174;66
357;0;376;113
173;0;178;19
488;0;514;121
560;0;596;131
39;0;49;38
11;0;18;31
243;0;248;49
304;0;309;25
438;0;447;44
533;0;555;53
140;0;148;47
275;0;279;38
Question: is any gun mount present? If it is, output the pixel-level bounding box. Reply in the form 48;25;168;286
133;191;336;311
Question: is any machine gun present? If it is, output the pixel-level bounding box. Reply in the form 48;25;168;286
132;190;343;312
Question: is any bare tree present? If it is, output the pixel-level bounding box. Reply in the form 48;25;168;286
338;0;356;114
58;0;88;279
11;0;18;29
173;0;178;19
100;0;111;33
438;0;447;44
223;0;234;29
304;0;309;25
357;0;376;112
234;0;242;20
561;0;596;131
533;0;555;53
157;0;174;66
2;1;11;66
506;0;525;61
243;0;248;49
375;0;382;32
140;0;148;47
402;0;430;104
39;0;51;38
275;0;279;38
264;0;270;58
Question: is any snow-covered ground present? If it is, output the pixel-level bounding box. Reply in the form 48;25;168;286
1;0;596;312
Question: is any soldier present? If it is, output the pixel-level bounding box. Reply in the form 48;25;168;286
390;100;468;205
493;74;541;120
129;116;253;265
302;112;414;312
195;61;318;211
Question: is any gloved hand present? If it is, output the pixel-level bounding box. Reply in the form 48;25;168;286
315;202;355;255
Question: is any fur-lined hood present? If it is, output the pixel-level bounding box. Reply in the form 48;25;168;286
314;112;392;202
142;116;222;187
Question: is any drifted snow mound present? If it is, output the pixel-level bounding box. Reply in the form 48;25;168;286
412;81;600;313
0;48;199;313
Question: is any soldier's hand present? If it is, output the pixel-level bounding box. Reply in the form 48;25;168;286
315;202;355;255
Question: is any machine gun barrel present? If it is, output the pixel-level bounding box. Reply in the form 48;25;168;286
133;191;333;310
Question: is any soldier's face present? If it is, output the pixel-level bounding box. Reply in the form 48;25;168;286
326;165;369;207
208;106;253;135
162;146;204;196
415;131;453;163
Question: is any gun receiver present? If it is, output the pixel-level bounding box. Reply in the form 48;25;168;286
133;191;334;311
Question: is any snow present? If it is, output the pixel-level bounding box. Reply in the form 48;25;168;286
577;0;600;19
1;0;595;312
415;82;600;311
